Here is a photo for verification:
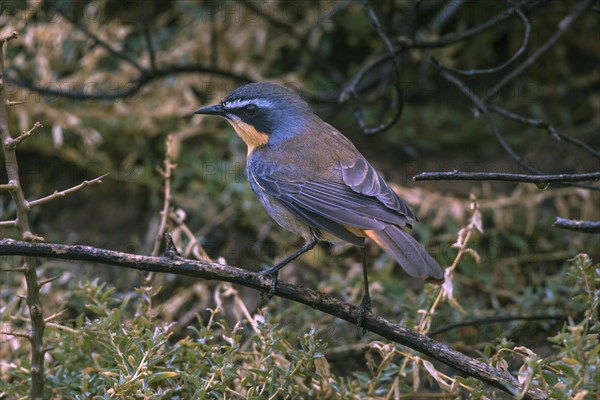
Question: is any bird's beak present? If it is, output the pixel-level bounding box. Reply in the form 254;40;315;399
194;104;225;116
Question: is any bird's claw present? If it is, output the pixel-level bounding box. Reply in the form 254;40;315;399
260;268;279;298
357;295;372;331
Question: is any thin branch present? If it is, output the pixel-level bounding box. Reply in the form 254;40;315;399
435;7;531;76
55;8;145;73
2;266;27;272
0;329;30;339
5;121;43;149
414;171;600;184
1;30;46;397
27;174;108;209
39;274;63;288
429;315;567;337
342;0;404;135
170;210;211;261
209;1;218;68
142;21;157;72
430;64;600;191
152;135;176;256
43;309;67;323
0;219;17;227
0;31;18;44
413;1;544;50
553;217;600;233
431;59;541;175
341;0;544;97
6;64;253;100
7;100;26;107
0;183;17;190
483;0;593;101
234;0;299;38
487;104;600;160
0;238;548;400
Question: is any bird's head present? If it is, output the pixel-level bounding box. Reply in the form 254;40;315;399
194;82;315;153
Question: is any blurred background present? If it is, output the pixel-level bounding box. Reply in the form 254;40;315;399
1;0;599;397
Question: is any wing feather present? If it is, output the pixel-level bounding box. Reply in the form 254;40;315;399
250;155;416;243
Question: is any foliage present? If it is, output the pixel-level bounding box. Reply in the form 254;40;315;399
1;254;598;398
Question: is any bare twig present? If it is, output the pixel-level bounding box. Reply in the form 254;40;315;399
0;238;548;400
234;0;299;38
340;1;544;109
487;104;600;160
7;64;253;100
414;171;600;184
435;7;531;76
0;31;18;44
417;195;481;335
142;21;157;72
429;315;567;337
431;59;542;175
553;217;600;233
7;100;26;107
169;210;211;261
55;8;145;73
38;274;63;288
27;174;108;208
341;0;404;135
151;135;176;256
0;32;46;399
0;329;30;339
484;0;593;101
5;121;43;149
413;1;544;50
2;266;27;272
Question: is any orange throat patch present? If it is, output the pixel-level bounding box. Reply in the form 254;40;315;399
228;117;269;155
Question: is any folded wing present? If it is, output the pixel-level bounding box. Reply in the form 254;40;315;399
250;156;443;281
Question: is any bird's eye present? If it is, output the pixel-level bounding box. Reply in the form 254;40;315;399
243;104;259;117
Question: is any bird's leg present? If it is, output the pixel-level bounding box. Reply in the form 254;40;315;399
357;246;372;327
261;238;318;297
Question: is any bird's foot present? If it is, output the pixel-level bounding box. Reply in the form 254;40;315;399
259;266;279;298
357;294;372;331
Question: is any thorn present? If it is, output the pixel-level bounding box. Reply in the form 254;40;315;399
39;274;63;287
7;100;26;107
44;309;66;323
2;267;27;272
0;330;30;339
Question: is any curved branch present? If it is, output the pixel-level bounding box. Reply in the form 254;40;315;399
6;64;253;100
342;0;404;135
0;238;548;400
55;8;145;73
483;0;593;101
431;58;542;175
435;7;531;76
487;104;600;160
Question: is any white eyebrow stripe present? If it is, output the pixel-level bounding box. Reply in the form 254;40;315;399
223;98;274;110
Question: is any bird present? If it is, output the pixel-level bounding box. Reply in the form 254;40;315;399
194;82;443;324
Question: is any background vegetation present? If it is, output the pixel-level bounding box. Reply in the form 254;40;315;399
1;0;598;398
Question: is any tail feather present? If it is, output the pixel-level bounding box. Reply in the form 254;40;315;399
365;225;444;283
